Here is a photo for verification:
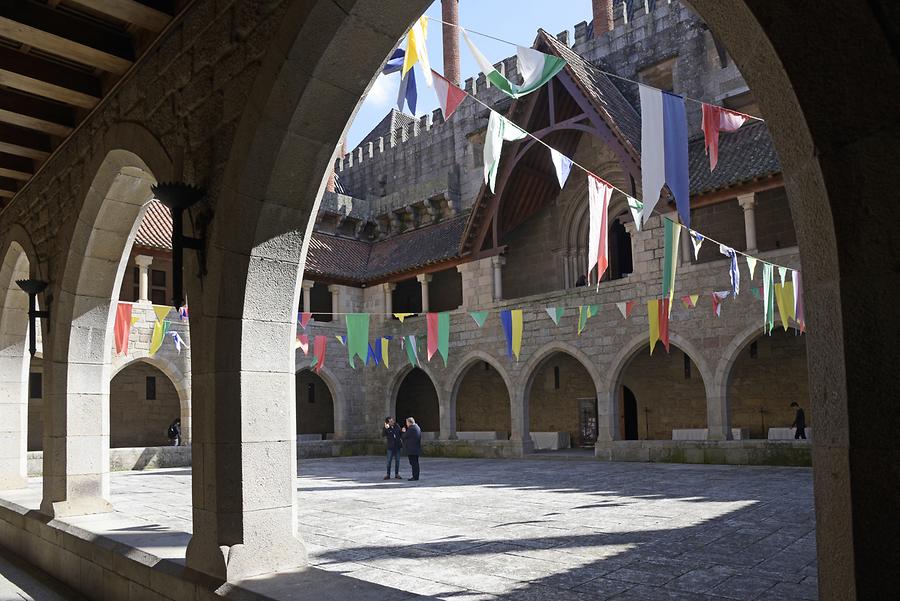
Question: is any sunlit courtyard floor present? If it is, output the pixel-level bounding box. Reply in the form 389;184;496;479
2;457;817;600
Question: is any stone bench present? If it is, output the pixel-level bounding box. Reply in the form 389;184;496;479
456;431;508;441
297;434;325;442
672;428;750;440
768;427;812;440
531;432;570;450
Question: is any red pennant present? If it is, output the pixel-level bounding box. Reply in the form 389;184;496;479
625;300;634;319
312;335;327;373
299;312;312;329
114;303;133;355
426;312;439;361
297;333;309;355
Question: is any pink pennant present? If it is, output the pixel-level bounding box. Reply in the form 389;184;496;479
426;312;439;361
701;104;749;171
312;335;327;373
114;303;133;356
299;312;312;329
296;333;309;355
711;290;729;318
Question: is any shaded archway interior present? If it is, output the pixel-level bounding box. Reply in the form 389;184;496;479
455;360;511;436
395;368;440;433
296;370;335;438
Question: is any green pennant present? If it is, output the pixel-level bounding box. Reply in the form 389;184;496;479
546;307;564;325
437;312;450;366
405;334;419;367
469;311;488;327
344;313;369;368
662;219;681;317
577;305;598;335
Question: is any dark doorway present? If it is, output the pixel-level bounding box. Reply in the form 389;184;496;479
623;386;638;440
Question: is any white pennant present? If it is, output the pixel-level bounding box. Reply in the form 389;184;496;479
746;256;758;280
616;302;628;319
690;231;704;260
778;266;788;285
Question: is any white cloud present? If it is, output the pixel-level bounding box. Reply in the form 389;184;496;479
365;73;394;108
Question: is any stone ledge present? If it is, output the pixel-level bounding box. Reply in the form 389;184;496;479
28;446;192;476
594;440;812;466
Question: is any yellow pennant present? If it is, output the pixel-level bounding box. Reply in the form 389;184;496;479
647;300;660;355
393;313;414;323
149;306;171;355
775;282;795;331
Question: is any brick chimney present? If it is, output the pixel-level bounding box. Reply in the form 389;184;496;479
592;0;614;38
441;0;461;86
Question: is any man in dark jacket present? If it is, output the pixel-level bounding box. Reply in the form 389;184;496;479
401;417;422;481
790;402;807;439
167;418;181;446
382;417;403;480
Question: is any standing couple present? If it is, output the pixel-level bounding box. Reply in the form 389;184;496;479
383;416;421;481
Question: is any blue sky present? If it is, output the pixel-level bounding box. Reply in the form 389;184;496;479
345;1;594;148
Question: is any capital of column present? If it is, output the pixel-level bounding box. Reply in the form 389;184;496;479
383;282;397;292
416;274;432;284
301;279;315;291
327;284;341;294
490;255;506;268
134;254;153;268
737;193;756;211
622;220;637;236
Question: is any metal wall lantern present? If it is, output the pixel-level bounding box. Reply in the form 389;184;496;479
15;279;49;358
151;182;206;311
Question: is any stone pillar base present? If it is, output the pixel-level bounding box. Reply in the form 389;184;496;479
507;439;534;457
187;527;308;582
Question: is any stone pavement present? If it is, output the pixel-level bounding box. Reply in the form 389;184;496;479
1;457;817;600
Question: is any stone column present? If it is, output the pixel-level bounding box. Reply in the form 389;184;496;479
562;253;571;288
416;274;431;312
383;282;395;315
490;256;505;301
301;280;313;313
134;254;153;303
0;281;29;490
509;387;534;455
597;387;619;442
706;384;732;441
328;284;340;315
738;193;758;253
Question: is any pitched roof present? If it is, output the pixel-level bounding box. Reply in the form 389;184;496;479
689;120;780;195
134;200;172;250
305;214;468;283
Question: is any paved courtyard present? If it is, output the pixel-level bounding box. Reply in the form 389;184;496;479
1;457;817;600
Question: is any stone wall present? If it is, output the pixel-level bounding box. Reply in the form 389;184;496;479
502;205;565;299
730;328;809;438
110;362;181;448
528;354;597;446
296;370;335;436
456;362;511;434
622;347;709;439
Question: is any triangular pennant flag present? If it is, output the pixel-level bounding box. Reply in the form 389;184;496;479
469;311;488;327
616;301;634;319
577;305;595;334
426;312;451;366
690;231;704;260
149;306;171;356
545;307;564;325
310;335;327;373
484;111;528;192
701;103;749;171
712;290;729;318
335;335;346;345
345;313;369;368
431;69;466;120
426;312;439;362
299;312;312;329
792;270;806;333
296;333;309;355
746;256;758;281
463;29;565;99
680;295;697;309
550;148;573;188
366;342;379;367
662;218;681;315
402;17;432;86
778;266;788;285
131;316;139;326
405;334;419;367
394;313;414;322
378;337;390;368
114;303;133;356
659;299;670;353
499;309;523;361
640;85;691;228
762;263;775;334
775;282;796;332
587;174;612;287
719;244;740;297
179;306;189;321
168;331;188;354
384;48;417;113
627;197;643;230
648;299;660;355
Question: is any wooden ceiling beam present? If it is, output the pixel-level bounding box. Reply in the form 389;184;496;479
0;175;19;197
0;69;99;109
0;88;74;136
0;17;132;74
0;46;101;108
0;152;33;180
0;124;52;160
65;0;172;33
0;2;135;73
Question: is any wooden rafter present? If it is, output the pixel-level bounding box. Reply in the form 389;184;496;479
65;0;172;33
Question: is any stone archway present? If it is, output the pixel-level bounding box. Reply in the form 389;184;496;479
605;332;716;440
109;360;182;448
447;351;514;440
394;367;441;434
44;126;173;518
295;369;335;440
520;342;604;449
0;235;38;489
